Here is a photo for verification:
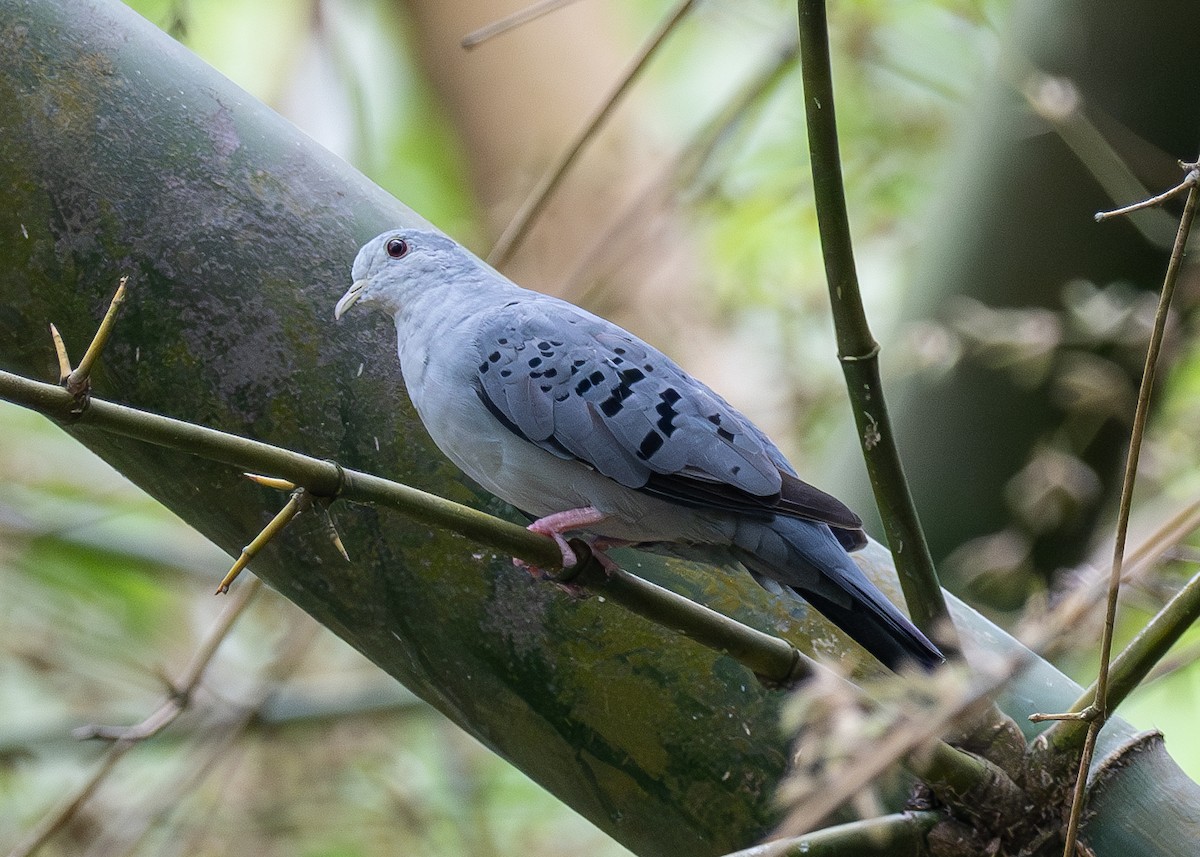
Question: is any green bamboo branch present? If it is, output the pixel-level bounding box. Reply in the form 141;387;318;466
1041;568;1200;750
721;811;939;857
795;0;954;652
0;367;812;684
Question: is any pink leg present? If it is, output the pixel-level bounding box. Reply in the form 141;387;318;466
525;506;608;568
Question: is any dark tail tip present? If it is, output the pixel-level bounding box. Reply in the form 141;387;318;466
799;588;944;672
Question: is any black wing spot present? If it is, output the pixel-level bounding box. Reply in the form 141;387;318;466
540;385;552;393
717;427;736;442
637;430;664;460
661;388;682;404
600;396;624;417
614;347;627;355
528;357;542;368
589;371;605;385
550;340;563;347
575;377;593;395
707;413;721;424
479;362;489;373
654;388;681;436
543;368;558;378
498;338;508;345
599;367;646;418
644;364;655;373
500;369;512;378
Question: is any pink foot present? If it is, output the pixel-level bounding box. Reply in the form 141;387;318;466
519;506;608;572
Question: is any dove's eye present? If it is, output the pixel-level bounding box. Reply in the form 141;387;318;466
386;238;409;259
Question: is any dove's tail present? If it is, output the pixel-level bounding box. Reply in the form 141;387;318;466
732;518;944;672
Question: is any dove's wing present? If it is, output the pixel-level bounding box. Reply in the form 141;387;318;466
473;298;864;540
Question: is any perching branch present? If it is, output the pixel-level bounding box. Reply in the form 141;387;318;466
795;0;954;652
0;366;826;685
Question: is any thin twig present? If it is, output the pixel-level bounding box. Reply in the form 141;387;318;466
796;0;954;651
1094;167;1196;221
721;810;939;857
0;367;563;568
486;0;699;267
79;611;319;855
8;579;262;857
1057;161;1199;857
461;0;588;49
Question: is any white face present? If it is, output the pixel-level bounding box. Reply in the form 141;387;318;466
334;229;489;322
334;230;418;320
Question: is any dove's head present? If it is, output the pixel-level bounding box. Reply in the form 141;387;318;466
335;228;482;321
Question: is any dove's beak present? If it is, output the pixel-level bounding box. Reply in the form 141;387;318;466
334;279;369;320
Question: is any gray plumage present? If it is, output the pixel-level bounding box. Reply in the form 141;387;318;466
335;228;942;671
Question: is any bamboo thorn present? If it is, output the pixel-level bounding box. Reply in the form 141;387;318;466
243;472;298;491
48;323;72;382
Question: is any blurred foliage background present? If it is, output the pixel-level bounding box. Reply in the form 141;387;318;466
4;0;1200;854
